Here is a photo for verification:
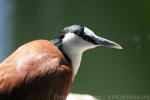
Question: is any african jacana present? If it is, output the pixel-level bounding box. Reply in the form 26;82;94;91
0;25;122;100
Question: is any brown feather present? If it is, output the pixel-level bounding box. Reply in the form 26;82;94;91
0;40;73;100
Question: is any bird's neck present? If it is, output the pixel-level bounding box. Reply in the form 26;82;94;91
59;44;83;78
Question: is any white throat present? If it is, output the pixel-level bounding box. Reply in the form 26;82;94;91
62;33;97;78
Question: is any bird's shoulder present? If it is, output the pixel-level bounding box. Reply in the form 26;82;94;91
2;39;69;65
0;40;72;94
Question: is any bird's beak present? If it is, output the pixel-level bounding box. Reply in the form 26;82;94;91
94;35;122;49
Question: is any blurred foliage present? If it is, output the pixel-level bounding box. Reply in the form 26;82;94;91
7;0;150;97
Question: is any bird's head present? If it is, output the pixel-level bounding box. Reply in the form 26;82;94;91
53;25;122;53
51;25;122;76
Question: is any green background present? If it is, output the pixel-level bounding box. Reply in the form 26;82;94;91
1;0;150;99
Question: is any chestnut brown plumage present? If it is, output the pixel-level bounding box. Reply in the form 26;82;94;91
0;40;73;100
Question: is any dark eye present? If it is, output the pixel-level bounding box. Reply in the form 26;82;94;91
74;28;84;35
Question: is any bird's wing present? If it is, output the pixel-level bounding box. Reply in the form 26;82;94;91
0;53;61;94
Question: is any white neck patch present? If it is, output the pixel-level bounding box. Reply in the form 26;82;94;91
62;32;97;79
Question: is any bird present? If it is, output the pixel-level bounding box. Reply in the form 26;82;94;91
0;25;122;100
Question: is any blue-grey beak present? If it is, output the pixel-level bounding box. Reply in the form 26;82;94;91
95;36;122;49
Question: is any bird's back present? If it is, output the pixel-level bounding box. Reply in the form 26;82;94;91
0;40;73;100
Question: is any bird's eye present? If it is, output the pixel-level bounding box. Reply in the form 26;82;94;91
73;26;84;35
74;30;85;38
74;29;84;35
